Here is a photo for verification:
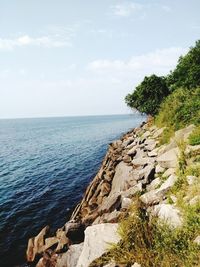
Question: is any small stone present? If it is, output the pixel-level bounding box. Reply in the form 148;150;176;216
121;197;132;210
132;263;141;267
146;178;161;191
194;236;200;245
186;175;197;185
44;237;59;251
148;150;158;157
155;164;165;174
162;168;175;178
189;196;200;206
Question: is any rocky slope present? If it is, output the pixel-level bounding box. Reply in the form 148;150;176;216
26;121;200;267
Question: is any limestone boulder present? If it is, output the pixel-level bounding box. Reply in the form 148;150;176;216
121;197;132;210
99;193;121;214
127;146;137;156
93;210;121;224
56;243;84;267
153;204;182;227
157;148;180;168
76;223;120;267
132;157;153;166
26;225;49;262
155;164;165;174
175;124;195;141
152;127;165;138
140;175;177;206
159;174;177;191
140;189;165;206
194;236;200;245
44;237;59;251
146;178;161;191
162;168;175;178
121;183;143;198
138;164;155;185
109;162;137;195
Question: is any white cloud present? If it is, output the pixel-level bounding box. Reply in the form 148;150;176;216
0;34;71;51
0;25;78;51
87;47;187;76
111;2;144;17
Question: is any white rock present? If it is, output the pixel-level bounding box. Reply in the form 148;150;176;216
155;164;165;174
185;144;200;155
140;175;177;206
121;183;143;198
186;175;197;185
127;146;137;156
175;124;195;141
121;197;132;209
110;162;138;195
162;168;176;178
189;196;200;206
76;224;120;267
157;148;180;168
56;243;83;267
194;236;200;245
132;263;141;267
159;175;177;191
146;178;161;191
153;204;182;227
103;263;116;267
142;130;151;138
152;127;166;138
148;149;158;157
132;157;151;166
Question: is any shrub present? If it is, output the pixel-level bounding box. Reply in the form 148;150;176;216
105;200;200;267
125;75;169;115
189;126;200;146
167;40;200;90
155;87;200;130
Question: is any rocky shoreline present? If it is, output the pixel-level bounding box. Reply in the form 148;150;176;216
26;120;200;267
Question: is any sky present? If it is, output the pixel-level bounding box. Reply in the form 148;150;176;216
0;0;200;119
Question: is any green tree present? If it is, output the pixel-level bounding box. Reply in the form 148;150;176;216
167;40;200;90
125;75;169;115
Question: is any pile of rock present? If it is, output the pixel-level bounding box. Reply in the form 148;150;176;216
26;122;199;267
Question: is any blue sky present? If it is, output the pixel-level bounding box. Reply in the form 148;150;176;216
0;0;200;118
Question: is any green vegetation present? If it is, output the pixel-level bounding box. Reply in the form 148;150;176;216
167;40;200;91
189;126;200;146
118;39;200;267
125;75;169;115
90;200;200;267
155;87;200;131
158;127;174;145
125;40;200;131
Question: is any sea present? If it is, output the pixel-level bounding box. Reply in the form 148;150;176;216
0;114;145;267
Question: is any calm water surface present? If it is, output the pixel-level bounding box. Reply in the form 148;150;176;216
0;114;145;267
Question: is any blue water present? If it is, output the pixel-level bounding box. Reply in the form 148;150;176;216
0;114;145;267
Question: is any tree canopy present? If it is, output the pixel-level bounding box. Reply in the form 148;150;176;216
125;40;200;116
167;40;200;91
125;74;169;115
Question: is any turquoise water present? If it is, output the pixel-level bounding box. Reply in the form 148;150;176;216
0;114;145;267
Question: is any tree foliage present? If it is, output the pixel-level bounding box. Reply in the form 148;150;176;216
125;75;169;115
167;40;200;90
125;40;200;116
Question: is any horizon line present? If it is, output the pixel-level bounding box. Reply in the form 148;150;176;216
0;112;141;121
